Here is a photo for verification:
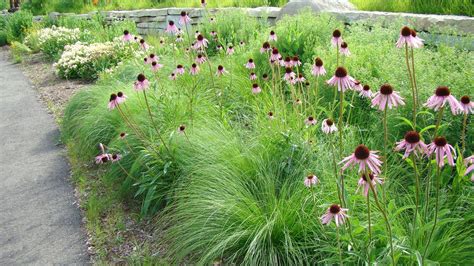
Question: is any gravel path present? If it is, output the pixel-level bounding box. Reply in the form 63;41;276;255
0;53;89;264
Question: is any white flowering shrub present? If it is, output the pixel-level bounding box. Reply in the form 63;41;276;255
25;26;86;59
54;39;142;80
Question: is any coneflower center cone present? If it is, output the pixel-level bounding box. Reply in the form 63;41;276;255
380;84;393;95
404;131;420;143
335;67;347;78
354;144;370;160
434;136;447;146
435;86;450;96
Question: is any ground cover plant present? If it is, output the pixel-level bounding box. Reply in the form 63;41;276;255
18;7;474;264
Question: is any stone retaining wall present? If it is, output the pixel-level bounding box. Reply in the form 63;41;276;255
2;7;473;36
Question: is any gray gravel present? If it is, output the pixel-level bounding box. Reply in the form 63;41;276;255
0;54;89;264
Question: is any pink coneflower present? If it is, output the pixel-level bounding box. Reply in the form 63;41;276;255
270;48;281;61
464;155;474;181
134;74;149;91
216;65;227;76
245;58;255;69
424;86;462;115
260;41;271;53
327;67;355;92
341;144;383;174
194;34;208;49
252;83;261;94
117;91;127;104
169;73;176;80
165;20;178;35
371;84;405;111
147;53;158;63
179;11;191;25
352;80;363;92
268;30;277;41
95;153;111;164
210;30;217;37
268;111;274;120
175;64;185;75
311;57;326;76
427;136;456;167
360;85;373;98
151;61;163;72
339;42;351;56
294;99;302;105
143;57;148;64
119;132;128;139
111;154;121;163
287;77;297;85
296;74;306;83
331;29;343;47
292;55;302;67
321;119;337;134
122;30;133;42
175;35;184;42
281;56;293;68
201;0;206;7
139;39;148;50
226;46;235;55
284;67;295;81
395;131;428;159
216;45;223;51
305;116;316;126
194;30;201;38
410;29;424;47
396;26;423;48
249;72;257;80
357;173;383;197
108;93;119;110
262;74;269;81
190;63;200;75
178;124;186;134
460;95;474;114
321;204;348;227
195;54;207;64
304;174;319;188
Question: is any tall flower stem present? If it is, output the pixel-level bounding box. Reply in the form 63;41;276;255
368;181;395;265
336;226;343;266
142;91;172;156
411;47;419;111
338;90;346;206
203;49;215;89
367;191;372;264
336;45;340;66
330;136;343;206
405;44;417;126
411;153;420;237
382;106;389;203
423;165;441;260
461;113;468;155
189;76;197;127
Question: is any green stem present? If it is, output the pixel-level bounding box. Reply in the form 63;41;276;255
411;47;419;118
405;44;417;127
336;226;343;266
411;153;420;238
367;191;372;264
142;91;172;156
423;165;441;260
461;113;468;155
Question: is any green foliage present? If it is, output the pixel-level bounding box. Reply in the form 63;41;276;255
6;10;33;42
351;0;473;16
61;11;473;265
0;31;7;46
10;41;31;62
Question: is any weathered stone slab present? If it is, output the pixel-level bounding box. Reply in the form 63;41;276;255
129;9;168;17
278;0;354;19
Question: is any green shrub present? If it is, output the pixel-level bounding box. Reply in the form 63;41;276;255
0;31;7;46
25;26;86;59
10;41;31;63
6;10;33;42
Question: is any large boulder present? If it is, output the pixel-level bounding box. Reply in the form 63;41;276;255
278;0;355;20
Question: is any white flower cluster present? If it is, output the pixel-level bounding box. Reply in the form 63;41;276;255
36;26;84;47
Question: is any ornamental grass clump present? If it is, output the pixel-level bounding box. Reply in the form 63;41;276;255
60;10;474;265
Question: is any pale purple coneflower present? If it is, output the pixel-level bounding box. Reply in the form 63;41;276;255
396;26;423;48
151;61;163;72
252;83;261;94
95;153;111;164
194;30;201;38
111;154;121;163
194;34;209;49
360;84;373;98
249;72;257;80
175;35;184;43
331;29;343;47
179;11;191;25
296;74;306;83
294;99;302;105
352;80;363;91
169;73;176;80
134;74;149;91
122;30;133;42
326;67;356;92
284;67;295;81
339;42;351;56
175;64;185;75
321;204;348;227
270;48;281;61
305;116;316;126
165;21;178;35
268;30;277;41
395;131;428;159
216;44;223;51
311;57;326;76
226;46;235;55
268;111;274;120
148;53;158;63
195;54;206;64
292;55;302;67
304;174;319;188
245;58;255;69
341;144;383;174
464;155;474;181
262;74;269;81
460;95;474;114
210;31;217;37
117;91;127;104
424;86;463;115
178;124;186;134
190;63;200;75
119;132;127;139
371;84;405;111
427;136;456;167
357;173;383;197
139;39;148;50
201;0;206;7
108;93;119;110
216;65;227;76
411;29;424;47
281;56;293;68
321;119;337;134
260;41;271;53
